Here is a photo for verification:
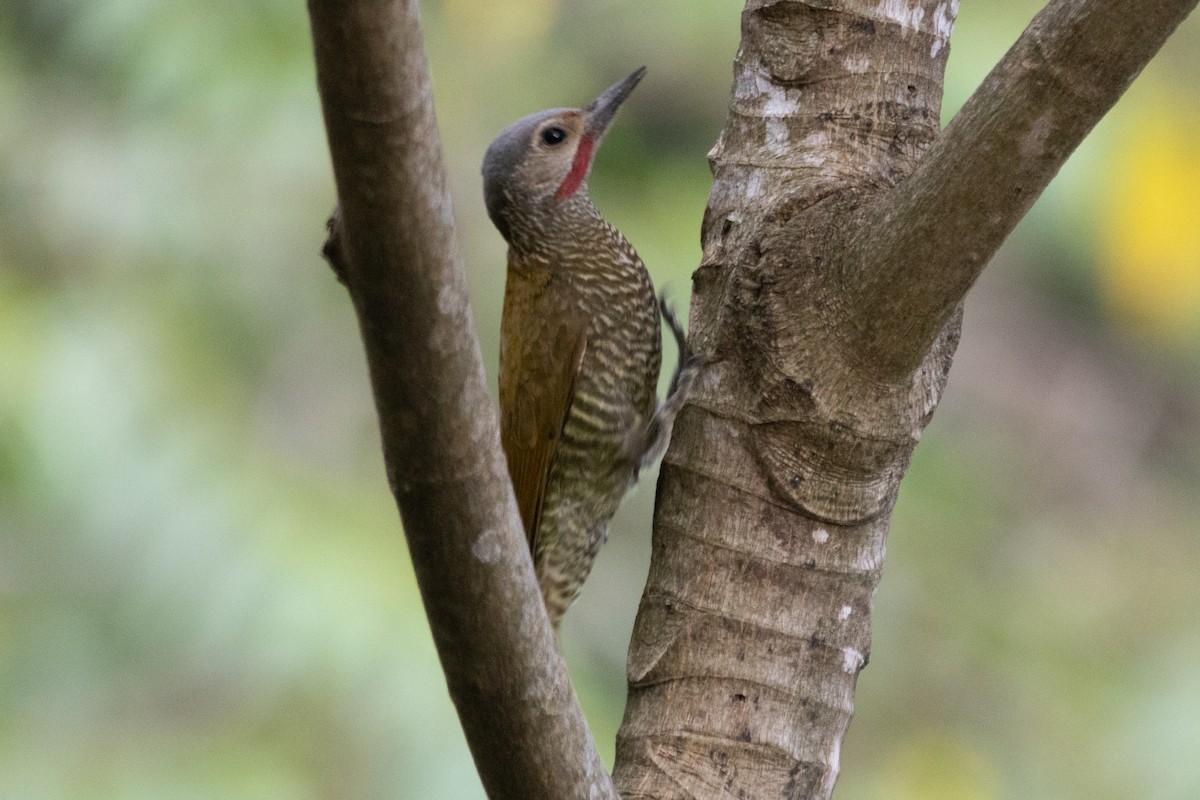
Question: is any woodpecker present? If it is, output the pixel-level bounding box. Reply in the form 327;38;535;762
483;68;696;630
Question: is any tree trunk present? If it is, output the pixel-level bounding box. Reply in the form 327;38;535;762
615;3;957;793
614;1;1196;798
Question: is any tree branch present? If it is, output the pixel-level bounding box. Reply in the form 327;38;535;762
305;2;614;798
851;0;1198;377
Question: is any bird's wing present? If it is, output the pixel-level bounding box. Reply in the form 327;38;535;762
499;270;587;556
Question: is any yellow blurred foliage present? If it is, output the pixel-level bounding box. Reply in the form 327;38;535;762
1101;94;1200;340
875;732;1000;800
442;0;560;51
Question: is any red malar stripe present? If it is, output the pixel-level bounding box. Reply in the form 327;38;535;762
555;134;595;201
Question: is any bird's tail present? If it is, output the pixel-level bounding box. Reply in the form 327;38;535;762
636;294;704;474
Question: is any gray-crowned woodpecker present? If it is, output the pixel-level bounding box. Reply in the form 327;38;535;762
482;68;697;629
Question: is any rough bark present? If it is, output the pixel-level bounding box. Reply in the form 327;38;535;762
305;2;615;798
614;1;1196;799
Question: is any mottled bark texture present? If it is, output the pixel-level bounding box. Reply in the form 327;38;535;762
614;1;1196;799
305;1;615;799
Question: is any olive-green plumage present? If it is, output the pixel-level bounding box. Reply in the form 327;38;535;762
483;68;681;629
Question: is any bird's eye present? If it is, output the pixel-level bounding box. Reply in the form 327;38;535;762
541;126;567;146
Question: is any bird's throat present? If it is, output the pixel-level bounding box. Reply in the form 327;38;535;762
554;135;596;202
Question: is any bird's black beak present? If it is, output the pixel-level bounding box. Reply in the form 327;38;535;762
583;67;646;138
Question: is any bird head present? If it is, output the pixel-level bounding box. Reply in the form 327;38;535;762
482;67;646;244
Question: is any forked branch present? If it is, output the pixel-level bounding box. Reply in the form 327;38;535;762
851;0;1198;377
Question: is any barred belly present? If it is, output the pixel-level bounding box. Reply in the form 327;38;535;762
533;381;637;624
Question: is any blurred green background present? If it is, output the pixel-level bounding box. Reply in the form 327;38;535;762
2;1;1199;798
